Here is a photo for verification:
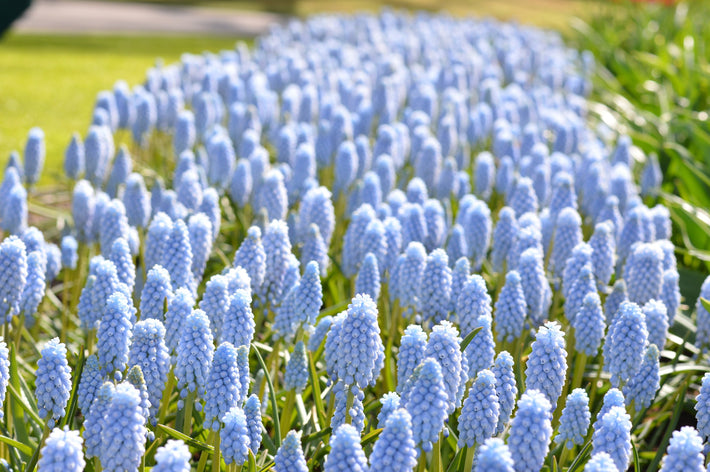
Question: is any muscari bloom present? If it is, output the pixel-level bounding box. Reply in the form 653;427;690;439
396;324;427;393
369;408;418;472
564;264;596;324
584;452;619;472
572;292;605;356
2;184;28;235
463;200;492;270
99;199;130;256
38;427;85;472
401;357;448;452
128;319;169;424
661;269;680;325
140;265;173;321
60;235;78;271
605;301;648;387
518;247;548;326
556;388;590;449
244;394;262;453
589;221;615;287
84;381;115;458
491;207;518;273
324;423;368;472
153;440;191;472
494;270;527;343
20;250;46;324
696;373;710;443
341;204;375;277
551;207;582;279
419;249;452;323
175;309;214;402
329;294;384;388
64;133;85;180
626;242;664;306
659;426;705;472
355;252;380;302
101;382;147;472
97;292;134;376
562;243;592;300
425;320;467;413
509;177;538;217
644;299;668;350
330;382;365;434
508;389;553;472
35;338;72;428
623;343;660;412
234;225;266;294
24;127;45;185
491;350;517;434
203;342;242;431
162;219;195;293
261;219;292;306
77;354;102;416
475;438;515;472
109;237;135;294
592;406;632;472
284;340;308;393
397;242;427;313
458;369;499;447
525;321;567;409
274;431;308;472
605;280;628;327
107;146;132;199
697;276;710;351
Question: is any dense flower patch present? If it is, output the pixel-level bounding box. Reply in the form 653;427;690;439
1;10;709;472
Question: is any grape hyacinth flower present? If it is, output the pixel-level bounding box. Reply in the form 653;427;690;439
396;324;427;393
697;276;710;351
140;265;173;321
401;357;448;452
463;200;492;270
518;247;547;326
458;369;499;447
491;207;518;273
425;320;466;413
301;224;329;275
369;408;418;472
491;351;517;434
591;406;632;472
330;294;384;388
60;235;78;270
589;221;615;287
107;146;132;199
64;133;85;179
573;292;605;356
244;394;262;453
525;322;567;408
644;299;669;350
397;242;427;314
377;392;400;429
551;207;582;278
419;248;452;323
475;438;515;472
97;292;133;376
77;354;102;415
234;225;266;294
153;440;191;472
446;224;468;266
128;319;170;424
626;242;664;305
24;127;45;185
584;452;619;472
175;309;214;403
564;264;596;323
109;237;135;293
659;426;705;472
99;199;130;256
623;343;660;412
696;373;710;443
494;270;527;343
20;250;46;323
464;314;496;379
562;243;592;300
274;431;308;472
508;389;553;472
661;269;680;325
165;287;194;356
605;280;628;327
203;342;241;431
331;382;365;433
162;219;195;293
35;338;72;428
101;382;148;471
555;388;590;448
605;301;648;387
284;340;309;393
38;427;85;472
324;424;368;472
0;340;9;418
2;184;28;235
84;382;115;458
261;219;292;306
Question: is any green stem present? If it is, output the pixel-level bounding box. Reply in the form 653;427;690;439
571;352;587;393
430;433;442;472
159;368;175;427
281;390;296;439
196;431;215;472
559;445;571;469
417;450;427;472
343;384;354;425
182;390;197;435
212;432;222;472
463;445;476;472
24;426;50;472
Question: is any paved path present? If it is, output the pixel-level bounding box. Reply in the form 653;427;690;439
13;0;284;36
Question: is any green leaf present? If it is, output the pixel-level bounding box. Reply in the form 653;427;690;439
156;424;214;452
308;352;327;429
61;348;84;429
361;428;382;448
701;298;710;313
460;327;483;351
0;434;33;456
252;343;281;448
247;449;257;472
632;440;641;472
567;441;592;472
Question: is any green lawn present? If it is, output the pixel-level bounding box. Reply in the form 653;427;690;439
0;34;241;185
